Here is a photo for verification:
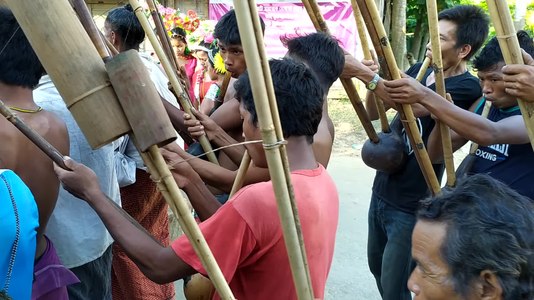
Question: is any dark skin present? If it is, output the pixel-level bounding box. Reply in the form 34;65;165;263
53;104;319;284
502;50;534;101
0;82;69;259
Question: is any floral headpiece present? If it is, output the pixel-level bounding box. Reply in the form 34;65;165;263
158;5;200;38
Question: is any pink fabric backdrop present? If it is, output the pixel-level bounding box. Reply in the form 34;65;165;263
209;1;359;58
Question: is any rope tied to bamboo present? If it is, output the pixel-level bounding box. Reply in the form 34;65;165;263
68;82;112;109
263;140;288;150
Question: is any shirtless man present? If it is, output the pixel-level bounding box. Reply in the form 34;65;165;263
0;7;75;299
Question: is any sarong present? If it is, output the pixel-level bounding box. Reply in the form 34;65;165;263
32;236;80;300
112;169;175;300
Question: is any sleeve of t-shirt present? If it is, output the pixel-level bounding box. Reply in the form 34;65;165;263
405;63;423;78
447;76;482;110
171;202;257;281
205;84;220;101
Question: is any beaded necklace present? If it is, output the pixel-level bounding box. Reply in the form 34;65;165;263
8;106;43;113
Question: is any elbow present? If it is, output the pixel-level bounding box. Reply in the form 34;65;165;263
140;255;177;285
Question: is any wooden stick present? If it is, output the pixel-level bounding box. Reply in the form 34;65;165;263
427;0;455;187
229;151;251;197
212;72;233;113
469;100;492;154
71;0;112;62
129;0;219;165
140;147;235;299
0;101;67;169
356;0;441;195
234;1;315;298
415;57;431;82
487;0;534;151
146;0;179;73
302;0;379;143
351;0;390;133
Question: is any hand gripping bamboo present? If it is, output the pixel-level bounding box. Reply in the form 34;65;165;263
302;0;379;143
233;1;315;298
355;0;441;195
487;0;534;151
351;0;390;133
427;0;455;187
129;0;219;165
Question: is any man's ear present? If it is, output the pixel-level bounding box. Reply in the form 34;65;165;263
458;44;472;60
475;270;503;300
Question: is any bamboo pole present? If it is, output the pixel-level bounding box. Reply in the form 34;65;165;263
356;0;441;195
487;0;534;151
229;151;251;197
146;0;179;73
233;1;314;298
302;0;379;143
351;0;390;133
415;57;431;82
129;0;219;165
427;0;455;187
71;0;112;61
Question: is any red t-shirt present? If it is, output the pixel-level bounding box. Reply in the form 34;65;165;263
172;165;339;300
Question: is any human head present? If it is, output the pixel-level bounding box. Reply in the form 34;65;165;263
409;174;534;300
284;32;345;93
235;58;323;167
170;27;188;57
426;5;489;67
192;41;210;68
0;7;44;89
104;4;145;52
213;10;265;78
207;47;225;81
474;30;534;108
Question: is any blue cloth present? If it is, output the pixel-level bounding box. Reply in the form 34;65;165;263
0;170;39;300
367;192;415;300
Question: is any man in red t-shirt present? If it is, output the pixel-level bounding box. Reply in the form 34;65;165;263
54;58;339;299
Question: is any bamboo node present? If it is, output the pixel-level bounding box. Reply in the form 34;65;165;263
400;117;416;124
496;33;516;40
431;63;442;74
68;82;112;109
380;37;389;47
263;140;288;150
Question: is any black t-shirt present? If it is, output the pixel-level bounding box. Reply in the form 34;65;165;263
372;62;482;213
471;101;534;200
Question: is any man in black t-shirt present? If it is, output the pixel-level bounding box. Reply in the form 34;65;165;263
342;5;489;300
387;31;534;202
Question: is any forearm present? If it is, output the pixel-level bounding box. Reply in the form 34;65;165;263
182;177;222;221
210;128;246;165
163;100;193;143
180;151;236;192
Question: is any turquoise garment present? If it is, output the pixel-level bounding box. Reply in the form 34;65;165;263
0;170;39;300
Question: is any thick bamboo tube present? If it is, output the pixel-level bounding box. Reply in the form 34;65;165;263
6;0;131;149
351;0;390;133
427;0;455;187
129;0;219;165
487;0;534;151
229;151;251;197
302;0;379;143
233;1;315;298
140;147;235;299
356;0;441;195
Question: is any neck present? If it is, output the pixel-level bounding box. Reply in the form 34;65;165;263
0;82;35;107
442;60;467;78
285;136;318;171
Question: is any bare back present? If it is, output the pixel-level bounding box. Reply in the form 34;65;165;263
0;110;69;258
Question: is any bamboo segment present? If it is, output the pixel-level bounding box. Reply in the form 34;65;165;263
129;0;219;165
6;0;131;149
487;0;534;151
71;0;111;61
0;101;67;169
415;57;431;82
229;151;251;197
356;0;441;195
140;146;235;299
233;1;315;299
427;0;455;187
351;0;390;133
146;0;179;73
302;0;379;143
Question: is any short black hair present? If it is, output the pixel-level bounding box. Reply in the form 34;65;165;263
0;8;44;88
170;27;187;43
438;5;489;60
474;30;534;72
213;10;265;46
106;4;145;50
418;174;534;300
236;58;323;143
284;32;345;92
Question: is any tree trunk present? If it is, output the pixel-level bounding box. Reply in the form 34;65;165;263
383;0;392;36
410;20;424;63
418;29;430;62
391;0;407;70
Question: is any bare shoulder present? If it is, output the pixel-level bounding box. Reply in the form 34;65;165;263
28;110;69;155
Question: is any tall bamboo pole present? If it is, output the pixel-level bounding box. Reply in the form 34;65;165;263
356;0;441;195
229;151;251;197
487;0;534;151
415;57;431;82
71;0;112;61
302;0;379;143
129;0;219;165
427;0;455;187
146;0;179;73
351;0;390;133
233;1;315;298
